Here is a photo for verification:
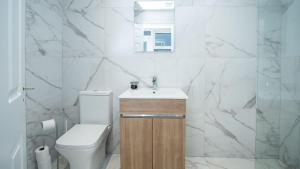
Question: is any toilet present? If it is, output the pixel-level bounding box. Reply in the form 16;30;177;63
55;90;113;169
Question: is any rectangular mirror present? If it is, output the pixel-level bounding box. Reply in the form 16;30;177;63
134;0;175;53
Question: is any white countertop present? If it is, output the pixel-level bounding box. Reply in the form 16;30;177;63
119;88;188;99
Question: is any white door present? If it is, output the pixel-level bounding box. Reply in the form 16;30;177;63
0;0;26;168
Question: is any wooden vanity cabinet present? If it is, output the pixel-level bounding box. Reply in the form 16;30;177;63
120;99;186;169
120;118;153;169
153;118;185;169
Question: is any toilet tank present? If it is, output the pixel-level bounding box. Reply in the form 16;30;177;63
79;90;113;125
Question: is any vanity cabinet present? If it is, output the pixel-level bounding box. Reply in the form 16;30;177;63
120;99;186;169
120;118;153;169
153;118;185;169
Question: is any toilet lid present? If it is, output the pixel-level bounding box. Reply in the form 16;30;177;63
56;124;107;150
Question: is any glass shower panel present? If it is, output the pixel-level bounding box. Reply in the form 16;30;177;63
256;0;282;160
256;0;300;168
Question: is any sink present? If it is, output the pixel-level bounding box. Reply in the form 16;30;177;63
119;88;188;99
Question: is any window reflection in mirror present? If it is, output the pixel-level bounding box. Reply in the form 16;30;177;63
134;1;175;53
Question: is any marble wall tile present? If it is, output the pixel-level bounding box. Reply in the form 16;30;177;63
205;6;257;58
104;7;135;58
61;0;258;158
174;6;207;58
177;57;206;156
63;1;105;58
26;0;64;168
203;58;256;158
61;0;107;133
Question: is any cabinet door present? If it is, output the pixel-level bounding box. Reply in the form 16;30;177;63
153;119;185;169
120;118;153;169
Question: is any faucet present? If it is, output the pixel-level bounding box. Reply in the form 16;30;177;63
152;76;158;90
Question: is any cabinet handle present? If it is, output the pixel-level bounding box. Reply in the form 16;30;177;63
120;113;185;119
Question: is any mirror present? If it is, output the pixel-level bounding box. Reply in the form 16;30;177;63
134;0;175;52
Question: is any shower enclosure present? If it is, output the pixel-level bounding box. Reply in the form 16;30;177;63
256;0;300;168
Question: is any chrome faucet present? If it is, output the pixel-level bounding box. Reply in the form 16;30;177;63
152;76;158;90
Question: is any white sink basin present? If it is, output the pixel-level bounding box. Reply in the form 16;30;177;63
119;88;188;99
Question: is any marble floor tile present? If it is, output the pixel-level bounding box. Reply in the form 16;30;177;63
53;156;69;169
256;159;287;169
104;154;284;169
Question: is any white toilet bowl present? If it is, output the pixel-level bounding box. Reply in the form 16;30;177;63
56;90;113;169
55;124;110;169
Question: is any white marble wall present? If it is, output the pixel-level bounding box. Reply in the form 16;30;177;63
25;0;64;168
62;0;106;131
61;0;257;158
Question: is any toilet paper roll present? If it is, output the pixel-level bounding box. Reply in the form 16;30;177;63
41;119;56;132
35;146;50;162
37;160;52;169
35;146;52;169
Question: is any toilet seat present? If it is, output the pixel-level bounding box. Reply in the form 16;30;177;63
56;124;108;150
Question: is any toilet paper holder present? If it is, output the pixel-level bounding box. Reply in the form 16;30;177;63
40;119;58;147
41;119;56;133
